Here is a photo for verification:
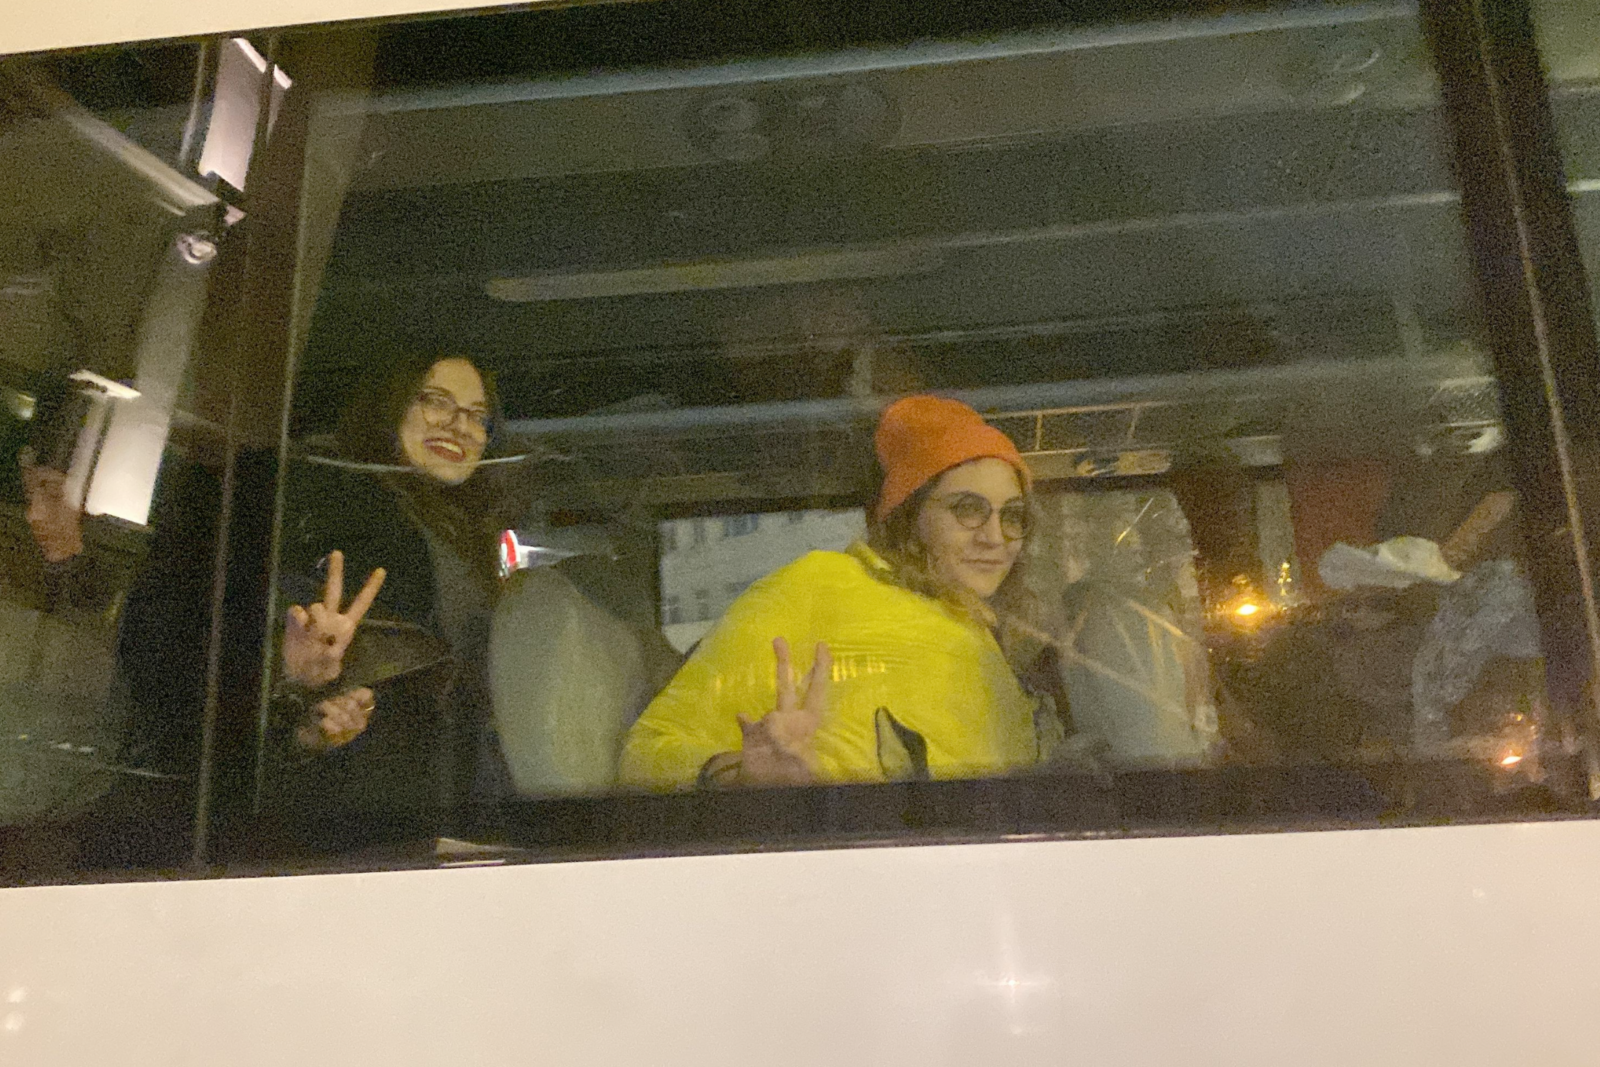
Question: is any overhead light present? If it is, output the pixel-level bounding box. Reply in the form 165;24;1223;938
485;247;942;302
197;38;292;191
233;38;294;91
68;370;140;400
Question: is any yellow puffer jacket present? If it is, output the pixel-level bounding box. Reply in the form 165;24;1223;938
619;542;1043;789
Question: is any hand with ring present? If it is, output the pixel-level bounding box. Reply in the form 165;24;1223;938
295;686;376;751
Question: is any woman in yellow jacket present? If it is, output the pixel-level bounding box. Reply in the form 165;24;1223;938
619;395;1055;789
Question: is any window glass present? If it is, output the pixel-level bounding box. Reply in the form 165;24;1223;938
1532;0;1600;357
250;0;1594;863
0;49;249;881
30;44;205;162
661;508;864;652
10;0;1597;878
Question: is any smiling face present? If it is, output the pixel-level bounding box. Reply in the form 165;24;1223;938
914;458;1027;599
396;358;488;485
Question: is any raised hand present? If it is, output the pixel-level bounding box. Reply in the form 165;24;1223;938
295;686;376;752
729;637;832;786
19;449;83;564
282;549;385;689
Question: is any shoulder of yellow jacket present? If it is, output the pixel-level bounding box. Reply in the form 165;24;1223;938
762;548;871;588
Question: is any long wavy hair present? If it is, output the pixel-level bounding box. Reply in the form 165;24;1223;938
334;352;512;593
864;466;1040;665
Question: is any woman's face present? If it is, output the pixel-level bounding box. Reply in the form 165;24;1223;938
915;457;1027;599
397;358;488;485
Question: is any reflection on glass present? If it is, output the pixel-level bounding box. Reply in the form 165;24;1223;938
1028;488;1214;764
1;56;223;878
256;0;1570;848
83;236;212;526
195;38;291;193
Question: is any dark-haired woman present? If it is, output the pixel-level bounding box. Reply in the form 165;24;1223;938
619;395;1055;789
271;354;514;819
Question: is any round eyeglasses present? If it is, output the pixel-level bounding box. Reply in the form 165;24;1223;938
413;389;490;435
935;491;1031;540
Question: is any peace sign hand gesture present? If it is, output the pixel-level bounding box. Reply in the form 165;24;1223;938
282;550;386;689
725;637;832;787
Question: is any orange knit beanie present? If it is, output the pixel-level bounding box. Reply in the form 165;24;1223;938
873;395;1030;522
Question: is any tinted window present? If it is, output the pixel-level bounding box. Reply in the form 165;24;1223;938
8;0;1600;881
0;49;250;880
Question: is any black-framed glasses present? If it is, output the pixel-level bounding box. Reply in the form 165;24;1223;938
413;388;490;435
934;492;1031;540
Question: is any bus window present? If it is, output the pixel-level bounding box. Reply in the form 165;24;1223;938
8;0;1600;878
247;0;1596;862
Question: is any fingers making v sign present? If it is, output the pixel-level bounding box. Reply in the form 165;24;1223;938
730;637;833;786
282;549;386;689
